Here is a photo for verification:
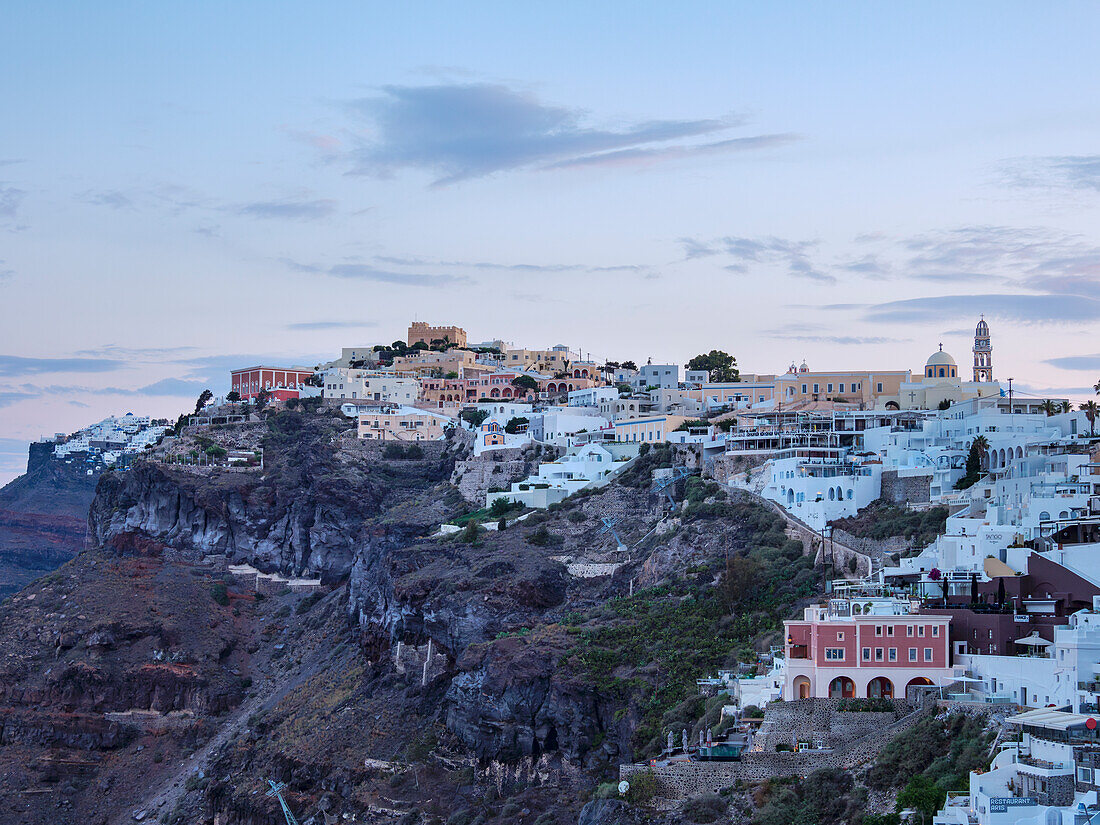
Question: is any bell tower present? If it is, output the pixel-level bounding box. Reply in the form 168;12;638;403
973;316;992;382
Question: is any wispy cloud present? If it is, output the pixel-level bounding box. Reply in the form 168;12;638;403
77;189;134;210
340;83;794;185
1043;354;1100;372
1000;155;1100;193
0;355;124;377
284;258;472;286
237;198;338;220
840;293;1100;325
682;235;834;283
0;183;26;227
286;320;378;331
769;333;908;346
0;390;35;408
374;253;648;274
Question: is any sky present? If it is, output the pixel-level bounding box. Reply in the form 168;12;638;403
2;2;1100;483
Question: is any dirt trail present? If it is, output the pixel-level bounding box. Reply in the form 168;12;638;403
114;613;337;824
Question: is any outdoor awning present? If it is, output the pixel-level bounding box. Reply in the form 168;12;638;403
983;557;1017;578
1015;633;1052;646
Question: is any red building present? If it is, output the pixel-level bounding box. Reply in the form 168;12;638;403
230;366;315;402
784;597;955;699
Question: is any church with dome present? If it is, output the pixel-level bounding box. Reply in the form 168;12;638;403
880;319;1002;410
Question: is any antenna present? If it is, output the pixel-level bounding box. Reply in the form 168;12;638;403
266;779;302;825
600;516;627;552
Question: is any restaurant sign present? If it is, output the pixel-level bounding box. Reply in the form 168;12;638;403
989;797;1036;813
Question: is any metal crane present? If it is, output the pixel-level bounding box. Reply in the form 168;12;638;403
599;516;628;552
266;779;301;825
653;467;697;508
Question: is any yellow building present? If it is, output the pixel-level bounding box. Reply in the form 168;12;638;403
774;363;910;407
612;415;688;443
407;321;467;349
503;345;578;372
391;349;478;376
884;347;1001;410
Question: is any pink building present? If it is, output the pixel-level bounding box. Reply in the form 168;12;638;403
784;598;955;700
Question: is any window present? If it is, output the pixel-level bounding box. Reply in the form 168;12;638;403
932;626;940;637
839;383;845;393
827;383;833;393
888;648;897;661
875;648;884;661
924;648;933;662
825;648;844;661
877;382;883;393
862;647;871;661
1078;767;1094;784
813;383;820;393
908;648;917;662
836;632;844;641
801;384;808;394
875;625;883;637
886;626;894;637
918;626;925;637
906;625;913;637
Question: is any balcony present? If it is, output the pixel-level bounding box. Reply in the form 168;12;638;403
1016;754;1072;776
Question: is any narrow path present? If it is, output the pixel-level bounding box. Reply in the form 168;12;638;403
114;618;337;823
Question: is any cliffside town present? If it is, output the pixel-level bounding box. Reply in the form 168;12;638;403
2;318;1100;824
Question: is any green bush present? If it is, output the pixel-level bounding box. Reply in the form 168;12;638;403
624;770;658;805
209;582;229;607
867;713;992;791
296;592;323;615
682;792;726;823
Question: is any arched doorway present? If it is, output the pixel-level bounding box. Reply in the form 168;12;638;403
793;676;811;700
867;676;894;699
828;676;855;698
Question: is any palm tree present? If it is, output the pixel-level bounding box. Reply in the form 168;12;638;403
1041;398;1056;417
972;434;990;471
1061;400;1072;414
1094;378;1100;396
1081;401;1099;438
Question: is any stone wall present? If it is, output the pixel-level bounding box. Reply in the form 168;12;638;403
880;470;931;506
829;527;912;562
451;448;536;505
620;698;934;799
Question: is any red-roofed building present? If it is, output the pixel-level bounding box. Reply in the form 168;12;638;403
230;366;315;402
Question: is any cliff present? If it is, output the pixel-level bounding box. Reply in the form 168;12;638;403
0;415;818;824
0;441;101;598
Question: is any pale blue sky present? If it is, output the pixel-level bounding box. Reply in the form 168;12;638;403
2;2;1100;481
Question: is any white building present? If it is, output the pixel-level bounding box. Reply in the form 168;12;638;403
321;367;419;404
935;708;1100;825
528;412;611;446
486;443;630;509
758;452;882;530
567;386;620;408
639;363;679;390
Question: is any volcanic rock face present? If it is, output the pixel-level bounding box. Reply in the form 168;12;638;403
0;415;800;824
446;632;608;766
88;413;456;582
0;441;101;598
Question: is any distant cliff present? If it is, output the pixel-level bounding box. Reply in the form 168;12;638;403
0;441;100;598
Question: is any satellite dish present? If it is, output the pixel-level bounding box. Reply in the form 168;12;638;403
618;780;629;795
